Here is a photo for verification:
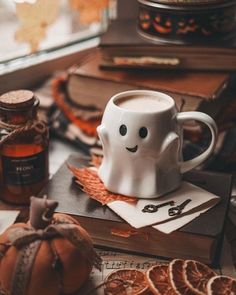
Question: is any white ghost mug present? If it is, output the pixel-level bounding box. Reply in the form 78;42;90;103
97;90;217;198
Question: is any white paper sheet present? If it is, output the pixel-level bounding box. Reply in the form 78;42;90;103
153;207;209;234
108;181;219;230
0;210;20;234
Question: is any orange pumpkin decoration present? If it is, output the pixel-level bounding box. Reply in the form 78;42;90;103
0;196;101;295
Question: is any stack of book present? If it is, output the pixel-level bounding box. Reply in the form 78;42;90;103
42;14;236;268
63;48;236;157
67;49;231;114
47;15;236;168
99;19;236;71
39;156;232;266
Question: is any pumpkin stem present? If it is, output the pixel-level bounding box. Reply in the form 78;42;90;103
29;196;58;229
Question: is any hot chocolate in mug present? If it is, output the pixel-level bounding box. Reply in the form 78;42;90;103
97;90;217;198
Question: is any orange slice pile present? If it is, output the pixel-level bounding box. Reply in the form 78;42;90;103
104;269;150;295
145;259;236;295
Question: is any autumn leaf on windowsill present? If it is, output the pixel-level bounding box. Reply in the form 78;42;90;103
69;0;109;24
15;0;60;52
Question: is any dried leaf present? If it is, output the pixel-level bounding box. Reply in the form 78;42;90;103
110;228;139;238
89;154;103;168
69;0;109;24
68;165;137;205
69;0;108;11
15;0;60;52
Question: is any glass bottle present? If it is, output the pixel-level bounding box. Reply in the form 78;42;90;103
0;90;49;205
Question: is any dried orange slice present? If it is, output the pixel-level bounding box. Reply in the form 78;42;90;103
104;268;150;295
183;260;216;295
168;259;195;295
206;275;236;295
145;264;176;295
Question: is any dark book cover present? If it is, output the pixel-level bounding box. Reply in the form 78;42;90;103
99;19;236;70
66;50;231;118
38;155;232;264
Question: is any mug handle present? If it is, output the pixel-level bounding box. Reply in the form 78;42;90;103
177;111;218;173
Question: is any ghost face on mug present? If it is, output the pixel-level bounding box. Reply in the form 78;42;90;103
98;95;173;160
108;112;171;160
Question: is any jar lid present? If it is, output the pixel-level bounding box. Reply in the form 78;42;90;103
148;0;229;4
0;90;36;110
138;0;234;10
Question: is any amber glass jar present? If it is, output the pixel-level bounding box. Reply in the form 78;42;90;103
0;90;49;205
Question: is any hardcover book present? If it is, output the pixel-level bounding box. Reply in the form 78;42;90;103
99;19;236;71
66;50;231;115
39;155;232;266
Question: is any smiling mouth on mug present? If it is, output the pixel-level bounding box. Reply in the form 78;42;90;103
126;145;138;153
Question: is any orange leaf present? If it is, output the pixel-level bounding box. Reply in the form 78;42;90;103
68;165;137;205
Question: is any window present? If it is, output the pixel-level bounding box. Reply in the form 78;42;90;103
0;0;114;74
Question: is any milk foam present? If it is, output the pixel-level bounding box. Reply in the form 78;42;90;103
117;95;171;112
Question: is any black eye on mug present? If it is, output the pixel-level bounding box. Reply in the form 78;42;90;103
119;124;127;136
139;127;148;138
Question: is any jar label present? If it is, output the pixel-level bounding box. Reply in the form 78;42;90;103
2;150;47;185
